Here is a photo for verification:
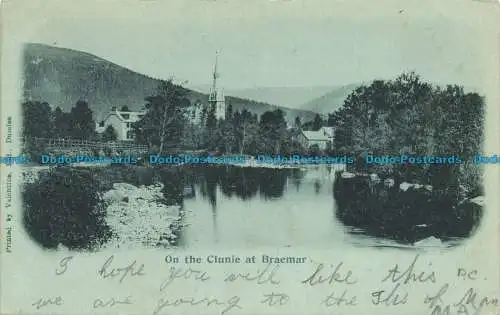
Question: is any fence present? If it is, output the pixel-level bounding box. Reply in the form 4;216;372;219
22;137;149;154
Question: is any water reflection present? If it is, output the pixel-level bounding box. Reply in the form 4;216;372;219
98;165;476;249
194;166;293;201
165;165;344;248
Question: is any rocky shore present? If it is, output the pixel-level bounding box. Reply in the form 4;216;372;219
100;182;182;249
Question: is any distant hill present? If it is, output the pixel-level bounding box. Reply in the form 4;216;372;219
223;86;335;109
297;80;481;115
22;43;318;124
298;83;361;114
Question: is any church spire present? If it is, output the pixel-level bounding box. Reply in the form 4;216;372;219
208;50;225;120
212;50;220;84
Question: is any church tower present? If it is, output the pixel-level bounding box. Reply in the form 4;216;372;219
208;51;226;120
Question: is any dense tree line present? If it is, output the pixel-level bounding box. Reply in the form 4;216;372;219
22;80;323;159
133;79;310;156
23;100;97;141
329;72;484;196
22;100;99;158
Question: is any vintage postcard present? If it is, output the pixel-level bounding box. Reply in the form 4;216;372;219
1;0;500;314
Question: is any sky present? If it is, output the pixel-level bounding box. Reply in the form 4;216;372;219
5;0;495;90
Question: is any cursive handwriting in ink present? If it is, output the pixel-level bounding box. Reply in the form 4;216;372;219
32;296;63;309
302;262;357;286
93;296;133;308
371;283;408;306
55;256;73;275
322;290;357;307
160;266;211;291
97;255;145;283
381;254;436;285
429;305;451;315
457;268;479;281
224;263;280;285
453;288;499;315
153;295;242;315
424;283;450;310
261;293;289;306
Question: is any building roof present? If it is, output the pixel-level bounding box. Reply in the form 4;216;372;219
301;130;330;141
102;109;146;123
115;110;145;122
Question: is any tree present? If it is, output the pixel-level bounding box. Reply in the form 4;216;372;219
211;102;236;153
327;113;336;126
22;101;53;139
22;101;53;159
200;104;208;126
68;100;96;140
182;121;204;150
53;107;70;137
233;109;259;155
133;80;189;154
102;125;118;142
259;109;288;154
330;71;485;194
294;116;302;130
226;102;233;120
312;114;323;131
332;73;432;156
202;103;220;151
217;118;236;153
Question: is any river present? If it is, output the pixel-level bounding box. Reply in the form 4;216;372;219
22;164;469;251
177;166;351;249
157;165;462;250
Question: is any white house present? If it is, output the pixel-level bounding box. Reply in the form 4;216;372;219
297;126;335;150
96;108;146;141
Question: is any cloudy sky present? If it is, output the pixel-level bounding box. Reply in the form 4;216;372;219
3;0;496;90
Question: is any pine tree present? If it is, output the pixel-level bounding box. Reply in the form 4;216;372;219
68;100;95;140
312;114;323;131
53;107;70;138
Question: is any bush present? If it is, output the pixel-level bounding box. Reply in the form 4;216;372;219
22;167;111;250
333;172;483;243
24;141;46;164
103;146;113;156
458;162;484;198
308;144;321;156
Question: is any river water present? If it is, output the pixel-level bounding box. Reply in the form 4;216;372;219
178;166;352;249
166;165;455;250
22;164;462;250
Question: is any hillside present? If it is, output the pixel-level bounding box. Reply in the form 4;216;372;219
298;81;481;115
22;43;317;123
299;83;361;114
223;86;334;109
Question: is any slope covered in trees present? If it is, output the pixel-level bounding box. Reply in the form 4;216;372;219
23;43;317;124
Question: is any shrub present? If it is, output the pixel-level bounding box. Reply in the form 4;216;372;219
103;146;113;156
333;172;482;243
22;167;111;250
458;162;484;198
24;141;46;164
